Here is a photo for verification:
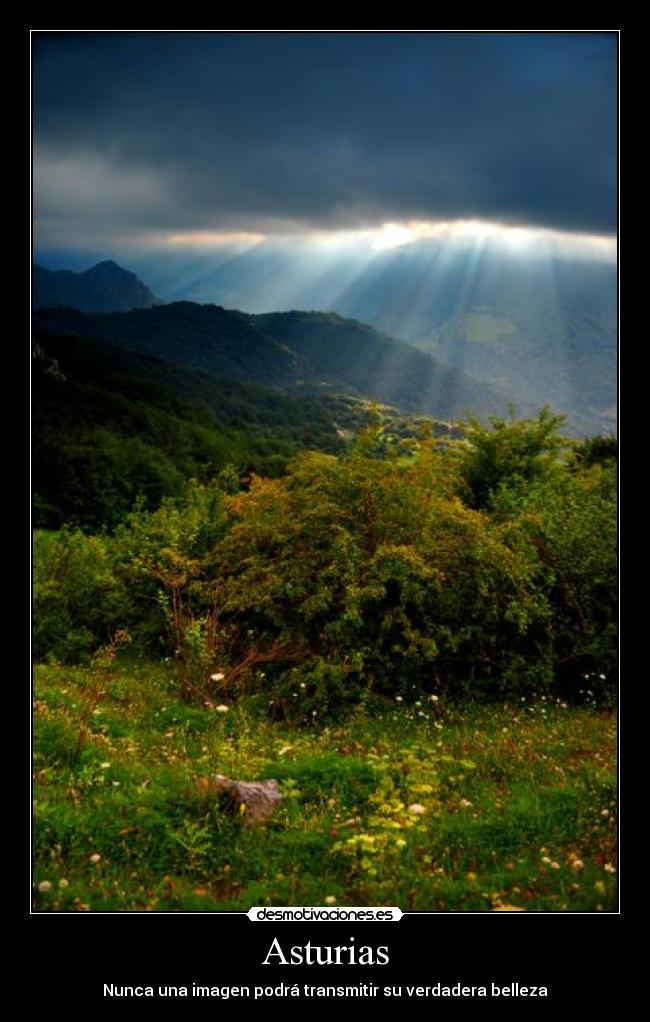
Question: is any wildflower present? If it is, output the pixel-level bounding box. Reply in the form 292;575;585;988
466;872;477;882
601;809;610;818
215;705;229;713
300;682;306;689
278;746;292;756
324;896;337;905
430;694;439;702
89;853;101;864
415;701;422;707
210;673;225;682
38;881;52;893
459;799;472;808
571;860;584;872
100;762;111;769
542;856;552;864
604;863;616;874
408;804;426;815
58;878;69;889
550;862;560;870
395;696;403;702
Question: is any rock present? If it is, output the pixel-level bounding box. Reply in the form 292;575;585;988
211;774;283;825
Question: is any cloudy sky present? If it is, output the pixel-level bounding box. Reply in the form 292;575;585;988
33;31;617;250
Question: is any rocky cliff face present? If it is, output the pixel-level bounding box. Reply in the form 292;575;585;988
32;341;66;381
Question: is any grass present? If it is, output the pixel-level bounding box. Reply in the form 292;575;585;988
32;659;617;912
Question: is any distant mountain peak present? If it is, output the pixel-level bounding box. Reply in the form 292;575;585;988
34;260;163;314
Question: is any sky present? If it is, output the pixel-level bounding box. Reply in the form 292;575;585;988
33;31;618;253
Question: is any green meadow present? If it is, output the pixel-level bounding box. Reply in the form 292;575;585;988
33;659;616;912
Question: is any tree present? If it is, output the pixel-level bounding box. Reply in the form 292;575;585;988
457;407;569;511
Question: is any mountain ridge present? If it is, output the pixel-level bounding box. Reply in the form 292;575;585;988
34;260;162;314
34;300;529;425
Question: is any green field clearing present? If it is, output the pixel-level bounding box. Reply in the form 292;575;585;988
33;661;617;913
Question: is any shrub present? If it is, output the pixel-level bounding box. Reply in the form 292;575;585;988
207;440;548;713
33;529;127;662
492;461;617;698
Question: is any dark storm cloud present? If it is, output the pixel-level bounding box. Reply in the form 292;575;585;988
33;31;617;243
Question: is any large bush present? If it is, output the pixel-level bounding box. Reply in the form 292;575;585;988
492;460;617;699
206;438;548;716
33;529;127;662
457;407;569;511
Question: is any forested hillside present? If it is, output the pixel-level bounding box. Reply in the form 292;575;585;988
33;329;381;530
34;302;520;422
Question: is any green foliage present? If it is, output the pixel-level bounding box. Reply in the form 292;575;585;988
33;329;368;532
33;529;127;662
261;753;379;806
203;436;550;713
32;662;618;912
573;434;618;468
111;479;228;682
457;407;569;511
34;393;616;706
493;461;617;698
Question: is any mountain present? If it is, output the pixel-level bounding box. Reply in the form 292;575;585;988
112;239;615;436
34;260;162;314
32;327;378;531
33;302;523;423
